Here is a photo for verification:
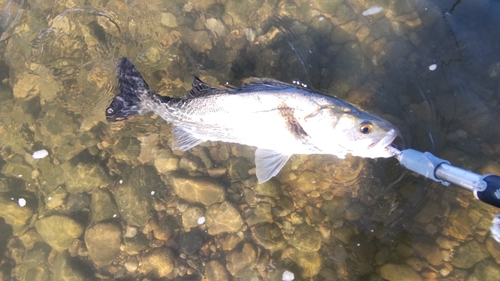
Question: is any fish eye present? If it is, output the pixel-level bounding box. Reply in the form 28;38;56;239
359;122;373;134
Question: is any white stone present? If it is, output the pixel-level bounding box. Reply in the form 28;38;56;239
282;270;294;281
362;6;383;16
429;64;437;71
32;149;49;159
125;226;138;238
197;216;206;225
18;198;26;207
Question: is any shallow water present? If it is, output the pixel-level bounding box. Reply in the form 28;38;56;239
1;0;500;280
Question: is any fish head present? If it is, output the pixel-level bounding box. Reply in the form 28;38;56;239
305;105;398;158
333;108;398;158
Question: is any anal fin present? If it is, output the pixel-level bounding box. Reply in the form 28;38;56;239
171;127;203;151
255;148;291;184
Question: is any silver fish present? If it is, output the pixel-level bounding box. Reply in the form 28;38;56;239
106;58;398;183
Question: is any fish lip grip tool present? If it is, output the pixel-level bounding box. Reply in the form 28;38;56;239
388;146;500;242
388;146;500;208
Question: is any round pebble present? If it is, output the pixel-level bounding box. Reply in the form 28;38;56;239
362;6;383;16
32;149;49;159
18;198;26;207
282;270;295;281
197;216;205;225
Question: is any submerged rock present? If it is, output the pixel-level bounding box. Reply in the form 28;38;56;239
255;179;281;197
139;247;175;278
62;162;111;193
378;263;421;281
84;222;122;266
15;243;52;281
330;42;373;94
114;166;160;227
296;170;319;193
410;239;442;266
320;197;350;219
225;243;257;277
90;189;119;222
315;0;343;14
469;259;500;281
66;193;91;212
154;150;179;173
221;232;244;251
181;205;205;230
251;222;287;253
452;240;490;269
35;215;84;252
153;215;178;241
205;201;243;235
350;234;376;263
304;204;326;223
170;175;225;206
113;137;141;161
344;202;365;221
38;160;66;190
205;18;227;37
485;236;500;261
291;224;322;252
179;229;205;255
161;13;177;28
38;106;79;153
1;155;33;180
45;186;67;209
124;232;149;255
445;208;473;240
0;197;33;235
180;27;212;53
205;260;230;281
245;202;273;226
225;0;265;27
13;66;62;101
294;249;323;278
52;251;88;281
225;157;252;180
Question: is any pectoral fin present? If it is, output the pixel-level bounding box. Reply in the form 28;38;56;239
255;148;291;184
171;127;203;151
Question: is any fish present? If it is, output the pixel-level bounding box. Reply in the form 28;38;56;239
106;58;398;183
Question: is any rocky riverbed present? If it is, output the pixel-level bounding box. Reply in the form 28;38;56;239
1;0;500;280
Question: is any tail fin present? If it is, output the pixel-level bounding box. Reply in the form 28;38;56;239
105;58;151;122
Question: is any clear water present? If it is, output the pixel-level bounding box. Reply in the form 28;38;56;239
1;0;500;280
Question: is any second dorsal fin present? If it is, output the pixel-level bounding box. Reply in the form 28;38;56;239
186;76;220;98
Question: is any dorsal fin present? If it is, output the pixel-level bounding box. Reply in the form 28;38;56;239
237;78;301;92
186;76;219;98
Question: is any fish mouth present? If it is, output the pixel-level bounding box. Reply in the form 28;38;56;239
367;129;398;150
